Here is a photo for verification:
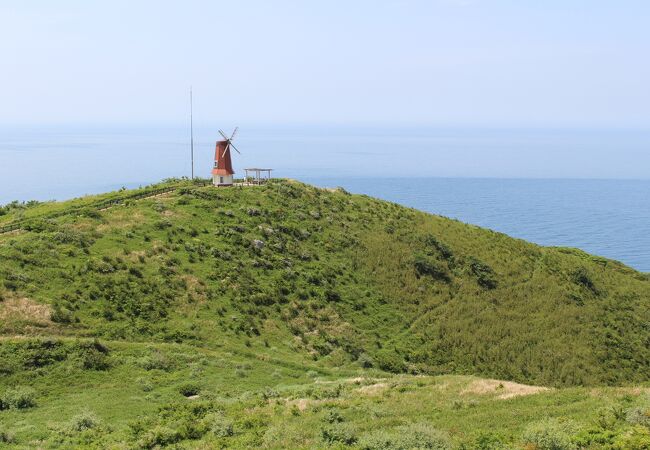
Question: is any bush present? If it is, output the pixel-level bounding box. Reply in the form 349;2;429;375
53;229;95;247
468;432;509;450
358;423;451;450
357;353;374;368
66;410;101;432
75;340;110;370
139;351;172;371
202;413;234;438
0;428;14;443
571;267;601;295
139;425;182;448
613;426;650;450
324;288;342;302
522;418;577;450
626;407;650;427
0;386;36;410
80;207;102;219
154;219;172;230
468;258;498;289
51;305;73;324
178;383;201;397
375;349;406;373
424;235;454;261
325;409;344;424
137;377;154;392
413;255;450;282
321;423;357;445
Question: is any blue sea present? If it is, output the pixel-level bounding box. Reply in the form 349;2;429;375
1;125;649;272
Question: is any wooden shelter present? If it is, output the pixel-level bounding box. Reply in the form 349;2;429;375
244;168;273;185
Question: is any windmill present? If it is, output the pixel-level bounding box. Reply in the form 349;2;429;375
211;127;240;186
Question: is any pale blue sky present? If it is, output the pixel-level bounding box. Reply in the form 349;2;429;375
2;1;649;128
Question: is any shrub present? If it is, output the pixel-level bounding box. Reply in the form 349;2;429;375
137;377;154;392
626;407;650;427
128;267;144;278
521;418;577;450
324;288;342;302
469;432;509;450
0;386;36;410
413;255;450;282
75;339;110;370
613;426;650;450
0;427;14;443
468;258;498;289
66;410;101;432
358;423;451;450
313;384;343;400
202;413;234;438
424;235;454;260
375;349;406;373
357;353;374;368
154;219;172;230
178;383;201;397
51;305;73;324
80;208;102;219
572;267;599;294
139;425;182;448
53;229;95;247
139;351;172;371
321;423;357;445
262;387;279;400
325;409;344;424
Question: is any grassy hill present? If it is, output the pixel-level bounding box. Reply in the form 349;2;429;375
0;179;648;448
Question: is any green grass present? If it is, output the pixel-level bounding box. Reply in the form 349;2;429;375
0;339;647;448
0;179;648;448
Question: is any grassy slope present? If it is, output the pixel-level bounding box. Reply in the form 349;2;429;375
0;179;649;448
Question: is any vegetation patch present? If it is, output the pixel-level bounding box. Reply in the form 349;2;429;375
0;179;649;447
0;386;36;410
521;418;578;450
358;423;451;450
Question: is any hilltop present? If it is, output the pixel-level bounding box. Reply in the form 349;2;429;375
0;179;649;448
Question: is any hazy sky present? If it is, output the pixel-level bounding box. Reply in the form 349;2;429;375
2;0;649;128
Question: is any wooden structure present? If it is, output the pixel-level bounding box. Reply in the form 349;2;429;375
244;168;273;185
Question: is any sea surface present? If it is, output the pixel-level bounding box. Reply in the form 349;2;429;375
1;125;649;271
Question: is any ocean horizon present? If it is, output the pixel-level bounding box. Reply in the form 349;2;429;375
1;125;649;272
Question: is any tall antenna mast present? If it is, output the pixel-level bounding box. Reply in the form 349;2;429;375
190;87;194;180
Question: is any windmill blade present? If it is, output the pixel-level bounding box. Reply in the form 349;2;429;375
229;142;241;154
218;129;230;141
229;126;239;141
221;142;230;158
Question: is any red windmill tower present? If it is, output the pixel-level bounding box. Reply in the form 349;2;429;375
211;127;241;186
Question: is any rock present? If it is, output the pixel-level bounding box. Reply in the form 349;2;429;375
252;239;265;250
